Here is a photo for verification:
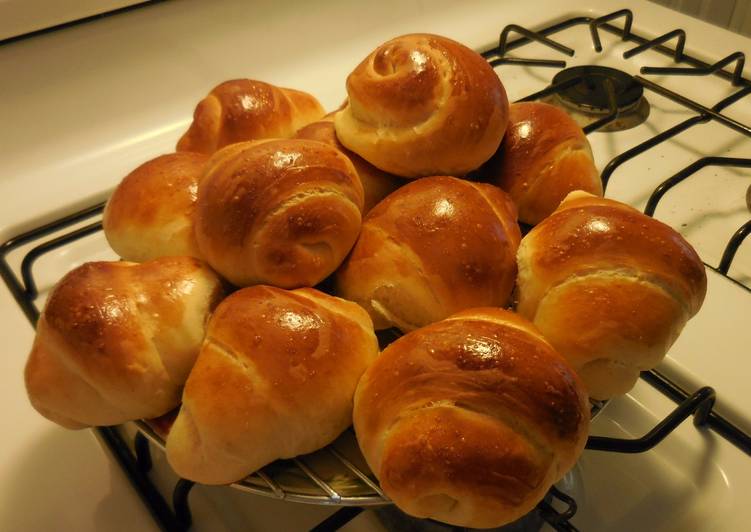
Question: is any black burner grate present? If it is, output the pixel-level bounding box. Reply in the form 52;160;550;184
2;8;751;532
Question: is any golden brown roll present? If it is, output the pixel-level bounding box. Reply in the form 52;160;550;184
354;308;589;529
294;114;403;213
335;34;509;178
24;257;224;429
177;79;325;154
166;285;379;485
516;191;707;400
103;152;208;262
336;176;520;332
194;138;364;288
485;102;602;225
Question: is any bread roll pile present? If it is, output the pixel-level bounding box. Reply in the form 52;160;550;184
23;31;708;529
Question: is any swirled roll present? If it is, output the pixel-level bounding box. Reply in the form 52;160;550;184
335;34;509;178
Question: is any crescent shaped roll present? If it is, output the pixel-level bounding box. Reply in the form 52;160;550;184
177;79;325;154
486;102;603;225
166;285;379;485
336;176;520;332
24;257;224;429
103;152;208;262
194;138;364;288
354;308;589;528
516;191;707;399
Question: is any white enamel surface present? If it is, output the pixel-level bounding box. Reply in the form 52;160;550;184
660;271;751;437
2;0;750;531
571;378;751;531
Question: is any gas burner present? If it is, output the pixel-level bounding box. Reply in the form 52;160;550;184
546;65;650;132
554;66;642;112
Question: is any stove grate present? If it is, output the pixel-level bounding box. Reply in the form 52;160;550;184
622;28;685;61
642;51;746;86
600;84;751;189
589;9;633;53
2;8;751;532
644;157;751;218
491;24;573;69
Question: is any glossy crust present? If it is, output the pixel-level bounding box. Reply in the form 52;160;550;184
103;152;208;262
166;286;379;485
353;308;589;528
177;79;325;154
194;138;364;288
336;176;521;331
516;191;707;399
295;114;403;213
486;102;602;225
24;257;224;429
335;34;509;177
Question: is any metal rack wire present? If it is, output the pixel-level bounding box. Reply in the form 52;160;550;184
134;420;389;507
2;7;751;532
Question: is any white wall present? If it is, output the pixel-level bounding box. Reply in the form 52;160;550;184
651;0;751;36
2;0;750;42
0;0;149;41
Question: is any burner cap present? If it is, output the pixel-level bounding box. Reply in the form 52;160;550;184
553;65;643;112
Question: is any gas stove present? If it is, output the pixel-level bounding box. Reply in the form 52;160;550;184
1;1;750;531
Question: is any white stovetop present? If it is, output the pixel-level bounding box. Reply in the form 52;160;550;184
2;1;751;531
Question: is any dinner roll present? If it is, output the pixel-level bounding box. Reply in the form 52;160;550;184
177;79;325;154
516;191;707;400
103;152;208;262
354;308;589;529
166;285;378;485
194;138;364;288
294;114;403;213
335;34;509;177
25;257;224;429
485;102;602;225
336;176;520;332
